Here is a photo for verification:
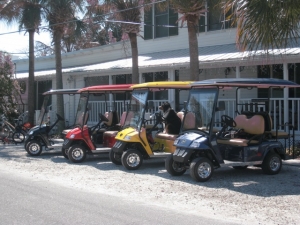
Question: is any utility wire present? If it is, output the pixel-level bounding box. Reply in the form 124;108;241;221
0;0;168;36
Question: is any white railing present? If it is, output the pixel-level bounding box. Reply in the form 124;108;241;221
87;100;167;124
217;98;300;133
44;98;299;134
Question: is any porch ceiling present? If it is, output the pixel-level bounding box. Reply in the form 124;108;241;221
16;43;300;79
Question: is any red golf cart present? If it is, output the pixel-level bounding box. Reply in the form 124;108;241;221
62;84;133;163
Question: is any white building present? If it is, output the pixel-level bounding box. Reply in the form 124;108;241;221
13;3;300;136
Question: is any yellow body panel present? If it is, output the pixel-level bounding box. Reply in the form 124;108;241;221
115;127;153;155
131;81;192;90
152;137;176;153
115;127;177;156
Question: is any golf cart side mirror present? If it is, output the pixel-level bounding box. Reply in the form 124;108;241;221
216;101;225;112
183;101;188;110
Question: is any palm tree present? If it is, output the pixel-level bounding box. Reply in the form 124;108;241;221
101;0;147;83
0;0;44;126
168;0;206;81
43;0;84;132
224;0;300;51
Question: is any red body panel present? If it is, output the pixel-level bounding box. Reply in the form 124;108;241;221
103;131;118;147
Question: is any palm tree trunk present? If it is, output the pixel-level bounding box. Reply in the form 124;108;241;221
128;33;139;83
28;30;35;125
54;30;65;133
187;22;199;81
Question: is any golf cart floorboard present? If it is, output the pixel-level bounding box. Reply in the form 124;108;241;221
151;152;172;158
221;160;263;167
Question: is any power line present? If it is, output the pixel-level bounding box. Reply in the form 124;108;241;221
0;0;168;36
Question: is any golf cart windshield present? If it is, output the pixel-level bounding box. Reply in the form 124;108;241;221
74;93;89;127
37;95;50;126
123;89;148;129
185;88;218;132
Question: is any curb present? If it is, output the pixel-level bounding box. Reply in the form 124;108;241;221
283;159;300;167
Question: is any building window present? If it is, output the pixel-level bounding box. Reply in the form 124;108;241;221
84;76;109;101
84;76;109;86
142;71;168;100
144;3;178;40
199;1;236;32
34;80;52;110
112;74;132;101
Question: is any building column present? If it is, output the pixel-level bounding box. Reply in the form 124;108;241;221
236;66;241;105
169;69;175;108
283;63;289;124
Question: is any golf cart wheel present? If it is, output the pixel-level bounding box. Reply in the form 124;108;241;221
121;149;143;170
190;157;213;182
68;144;87;163
12;131;26;143
109;150;122;165
232;166;248;170
26;140;42;156
61;148;69;159
262;152;282;175
165;154;186;176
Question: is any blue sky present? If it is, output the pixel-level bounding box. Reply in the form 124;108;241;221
0;21;51;59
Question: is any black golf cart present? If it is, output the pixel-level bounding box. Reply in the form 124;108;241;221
24;89;79;156
165;78;300;182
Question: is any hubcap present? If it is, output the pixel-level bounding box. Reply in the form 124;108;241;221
197;162;211;179
173;162;185;172
30;144;40;153
270;156;280;171
126;153;140;167
72;148;83;160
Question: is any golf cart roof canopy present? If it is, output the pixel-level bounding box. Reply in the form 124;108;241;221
192;78;300;89
78;84;134;93
132;81;192;90
43;88;79;95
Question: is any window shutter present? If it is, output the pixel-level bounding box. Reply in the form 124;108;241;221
144;7;153;40
169;8;178;36
199;16;205;32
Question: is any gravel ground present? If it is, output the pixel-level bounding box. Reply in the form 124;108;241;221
0;144;300;225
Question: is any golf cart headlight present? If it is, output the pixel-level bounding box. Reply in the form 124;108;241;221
70;134;75;139
29;131;33;135
190;140;201;148
124;135;131;140
174;139;179;145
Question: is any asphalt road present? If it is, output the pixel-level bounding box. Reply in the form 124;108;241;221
0;169;237;225
0;144;299;225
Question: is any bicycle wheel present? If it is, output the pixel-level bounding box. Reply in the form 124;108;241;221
12;130;26;143
0;125;10;138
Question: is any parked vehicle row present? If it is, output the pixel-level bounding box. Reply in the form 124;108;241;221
23;78;300;182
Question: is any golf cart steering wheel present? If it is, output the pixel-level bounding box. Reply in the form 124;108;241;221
100;113;109;122
221;115;236;128
56;113;64;121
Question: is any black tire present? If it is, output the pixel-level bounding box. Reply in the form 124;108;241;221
68;144;87;163
109;150;122;165
165;154;186;176
61;148;69;159
190;157;213;182
121;149;143;170
26;140;42;156
262;152;282;175
232;166;248;170
12;131;26;143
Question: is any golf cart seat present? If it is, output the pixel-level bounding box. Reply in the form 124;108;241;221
103;112;128;138
155;111;185;140
242;111;289;139
217;114;265;147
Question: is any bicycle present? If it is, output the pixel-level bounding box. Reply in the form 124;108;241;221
0;113;32;144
